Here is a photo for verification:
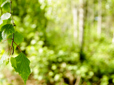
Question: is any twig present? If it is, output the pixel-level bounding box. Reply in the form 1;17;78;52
11;34;14;55
0;38;12;44
13;41;21;52
10;0;15;26
10;0;15;55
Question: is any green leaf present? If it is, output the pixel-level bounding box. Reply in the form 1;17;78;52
0;31;2;42
5;59;9;65
0;19;3;25
0;0;5;5
2;2;10;11
8;31;24;46
11;52;31;84
1;0;10;7
1;13;11;20
10;57;17;68
1;24;15;39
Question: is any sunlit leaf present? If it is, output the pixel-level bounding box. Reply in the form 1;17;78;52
1;24;15;39
1;0;10;7
0;0;4;5
1;13;11;20
0;19;3;25
5;59;9;65
11;52;31;84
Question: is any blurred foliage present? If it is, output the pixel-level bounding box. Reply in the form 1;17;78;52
1;0;114;85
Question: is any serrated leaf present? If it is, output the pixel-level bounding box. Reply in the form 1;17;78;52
11;52;31;84
10;57;17;68
1;24;15;39
1;13;11;20
0;31;2;42
8;31;24;46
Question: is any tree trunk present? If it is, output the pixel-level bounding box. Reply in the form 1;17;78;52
75;76;81;85
112;33;114;43
97;0;102;37
79;0;84;49
72;6;78;41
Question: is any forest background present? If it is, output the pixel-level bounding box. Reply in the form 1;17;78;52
0;0;114;85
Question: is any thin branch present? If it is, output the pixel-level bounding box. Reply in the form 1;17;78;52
10;0;15;26
13;41;22;52
11;35;14;55
10;0;15;55
0;38;12;44
5;48;9;54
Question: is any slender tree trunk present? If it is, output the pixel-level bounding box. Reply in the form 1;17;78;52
87;0;94;41
75;76;81;85
72;6;78;41
79;0;84;49
112;33;114;43
97;0;102;37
